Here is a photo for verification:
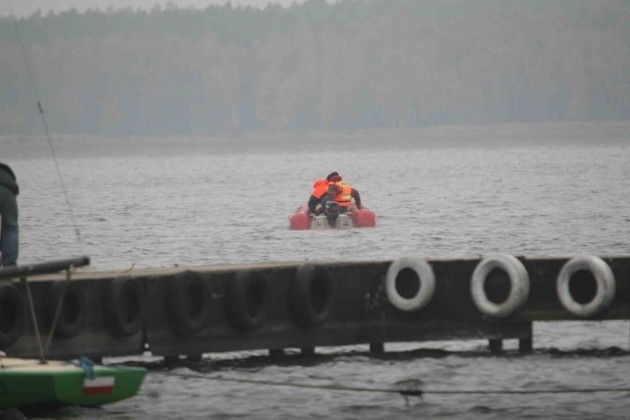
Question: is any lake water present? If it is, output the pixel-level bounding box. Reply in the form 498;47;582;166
1;121;629;419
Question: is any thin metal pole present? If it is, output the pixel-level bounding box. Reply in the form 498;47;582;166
44;269;73;356
22;277;46;364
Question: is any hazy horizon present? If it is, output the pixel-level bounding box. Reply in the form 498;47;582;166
1;0;324;17
1;0;627;137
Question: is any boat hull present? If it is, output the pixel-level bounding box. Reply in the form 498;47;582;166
0;358;146;411
289;204;376;230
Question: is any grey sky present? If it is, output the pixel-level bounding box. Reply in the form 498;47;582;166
1;0;322;17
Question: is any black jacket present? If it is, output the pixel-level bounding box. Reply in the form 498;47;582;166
0;163;19;195
308;189;361;214
350;188;361;208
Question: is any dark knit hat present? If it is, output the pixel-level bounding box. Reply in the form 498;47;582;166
326;171;340;181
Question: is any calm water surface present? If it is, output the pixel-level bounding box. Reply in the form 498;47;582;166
1;122;629;419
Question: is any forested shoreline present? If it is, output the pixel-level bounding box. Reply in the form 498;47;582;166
0;0;627;136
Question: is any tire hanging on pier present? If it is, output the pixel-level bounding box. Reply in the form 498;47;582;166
105;277;145;337
470;254;530;318
46;281;88;338
290;264;335;327
0;282;26;347
556;255;616;318
167;270;211;335
226;270;270;331
385;257;436;312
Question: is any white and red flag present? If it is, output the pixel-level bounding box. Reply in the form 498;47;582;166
83;376;115;395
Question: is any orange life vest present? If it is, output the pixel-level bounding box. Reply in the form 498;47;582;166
311;179;328;199
332;181;352;207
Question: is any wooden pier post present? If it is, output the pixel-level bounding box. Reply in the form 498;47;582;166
489;339;503;353
370;343;384;354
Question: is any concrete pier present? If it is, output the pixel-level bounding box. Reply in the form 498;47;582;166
0;255;628;360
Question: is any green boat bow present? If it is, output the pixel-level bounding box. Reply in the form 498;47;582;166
0;357;146;411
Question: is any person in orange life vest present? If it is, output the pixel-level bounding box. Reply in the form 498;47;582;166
309;171;362;214
327;173;362;212
313;183;342;215
308;171;344;214
307;178;330;214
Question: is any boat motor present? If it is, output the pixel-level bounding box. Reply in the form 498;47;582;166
324;201;340;228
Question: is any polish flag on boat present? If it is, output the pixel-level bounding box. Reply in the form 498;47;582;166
83;376;115;395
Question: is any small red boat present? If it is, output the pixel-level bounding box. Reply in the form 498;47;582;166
289;203;376;230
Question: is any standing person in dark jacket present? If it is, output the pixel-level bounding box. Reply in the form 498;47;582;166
0;162;19;267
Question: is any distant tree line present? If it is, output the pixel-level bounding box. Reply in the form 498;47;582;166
0;0;628;136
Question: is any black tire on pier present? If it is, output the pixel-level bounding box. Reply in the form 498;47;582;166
290;264;335;327
47;281;87;338
0;282;26;347
226;270;270;331
105;277;145;337
167;271;211;335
